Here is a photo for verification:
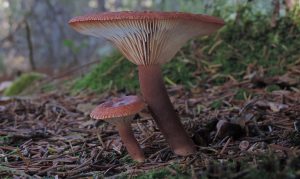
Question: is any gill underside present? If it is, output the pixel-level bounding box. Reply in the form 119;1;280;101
77;19;198;65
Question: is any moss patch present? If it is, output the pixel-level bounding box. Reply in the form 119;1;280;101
129;165;190;179
73;52;196;93
265;84;281;92
199;5;300;83
3;72;44;96
210;100;223;109
162;57;196;87
234;88;252;100
72;52;138;93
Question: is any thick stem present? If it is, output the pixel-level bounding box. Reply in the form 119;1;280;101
115;122;145;162
138;65;195;156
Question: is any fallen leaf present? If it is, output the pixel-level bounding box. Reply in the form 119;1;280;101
268;102;288;112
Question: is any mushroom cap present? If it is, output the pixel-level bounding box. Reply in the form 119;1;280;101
69;11;224;24
90;95;145;120
69;11;225;65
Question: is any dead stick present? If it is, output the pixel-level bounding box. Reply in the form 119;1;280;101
220;137;231;155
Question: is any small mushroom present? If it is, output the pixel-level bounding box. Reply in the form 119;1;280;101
90;95;145;162
69;11;224;156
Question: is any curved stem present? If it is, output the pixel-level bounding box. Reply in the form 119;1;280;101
138;65;195;156
115;121;145;162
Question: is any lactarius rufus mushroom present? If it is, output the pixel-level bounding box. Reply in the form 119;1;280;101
69;11;225;156
90;95;145;162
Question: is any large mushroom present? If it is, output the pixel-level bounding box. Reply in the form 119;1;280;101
69;11;224;156
90;95;145;162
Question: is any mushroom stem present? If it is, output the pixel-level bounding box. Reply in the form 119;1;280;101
138;65;196;156
115;121;145;162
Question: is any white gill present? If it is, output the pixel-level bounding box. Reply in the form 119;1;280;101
74;19;209;65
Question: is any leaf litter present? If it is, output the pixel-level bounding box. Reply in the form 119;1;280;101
0;71;300;178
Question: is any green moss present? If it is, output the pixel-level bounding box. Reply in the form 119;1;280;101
3;72;44;96
130;165;190;179
210;100;223;109
72;52;138;93
265;84;281;92
234;88;251;100
198;4;300;84
73;52;196;93
198;155;300;179
210;75;231;85
119;155;135;165
41;83;56;92
0;135;12;146
243;155;299;179
163;57;196;87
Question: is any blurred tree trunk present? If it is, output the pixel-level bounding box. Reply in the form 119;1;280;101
271;0;280;27
21;0;36;71
98;0;106;11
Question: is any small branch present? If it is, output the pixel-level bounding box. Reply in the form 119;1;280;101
46;60;100;81
24;19;35;71
220;137;232;155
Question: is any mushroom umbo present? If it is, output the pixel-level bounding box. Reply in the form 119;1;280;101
69;11;224;156
90;95;145;162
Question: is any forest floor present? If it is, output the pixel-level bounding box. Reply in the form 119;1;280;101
1;73;300;178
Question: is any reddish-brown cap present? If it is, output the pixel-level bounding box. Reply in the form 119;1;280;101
90;96;145;120
69;11;224;25
69;11;225;65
